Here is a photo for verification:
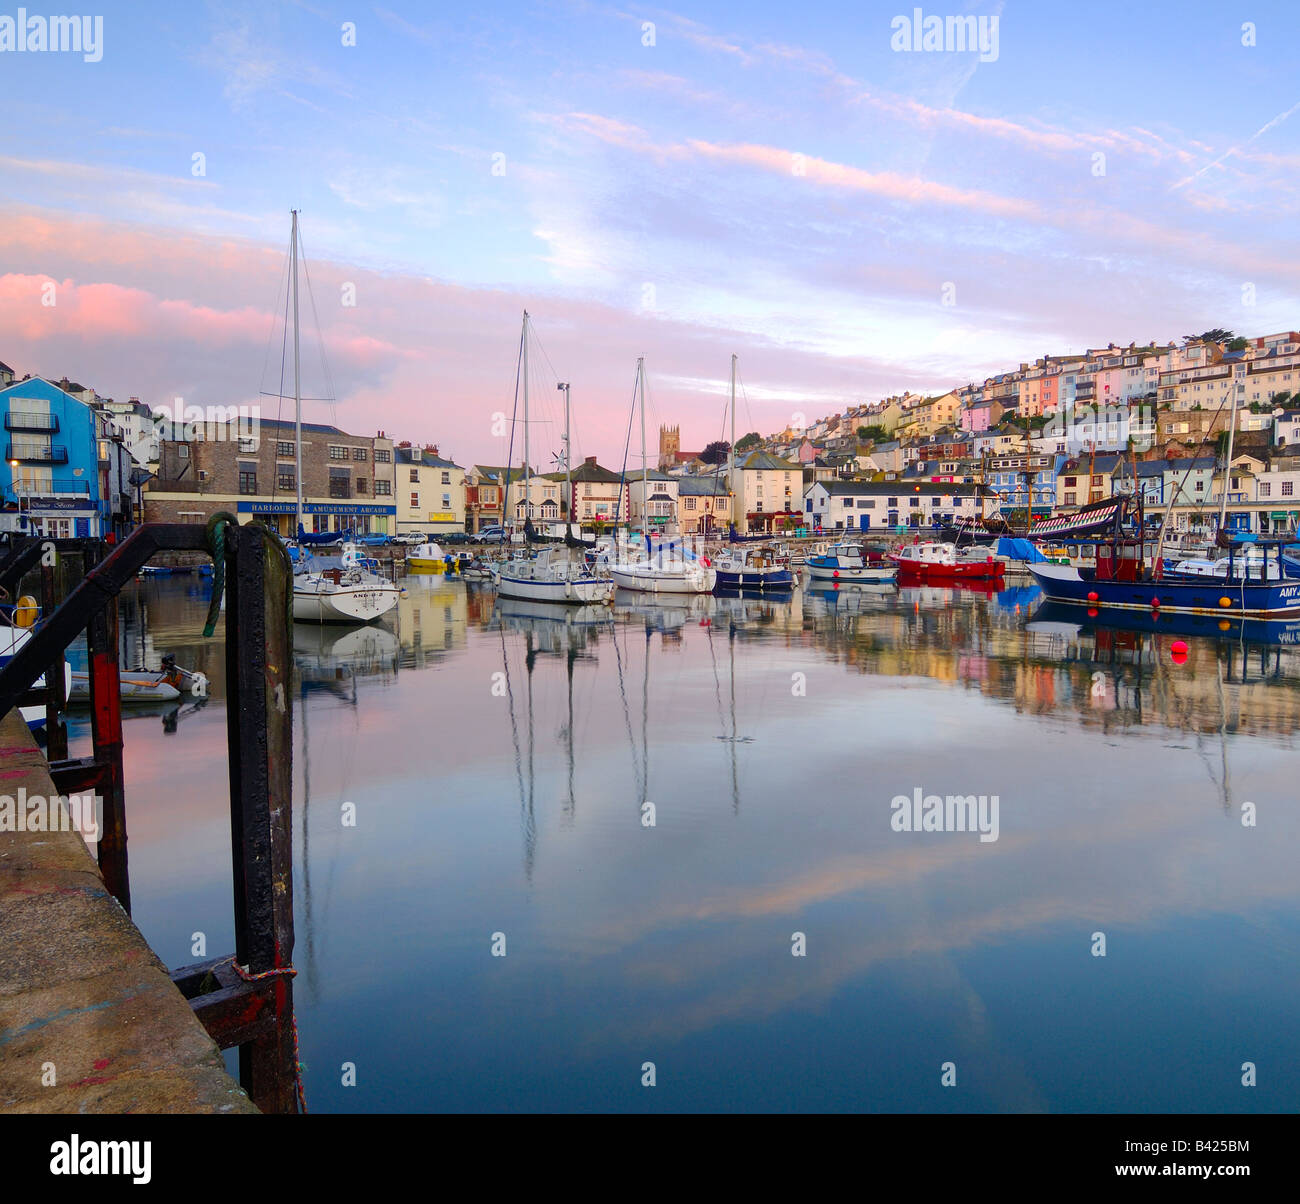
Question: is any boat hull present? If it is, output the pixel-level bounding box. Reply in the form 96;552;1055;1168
495;573;613;605
406;557;447;573
713;568;796;590
1028;562;1300;617
292;582;400;623
806;562;896;583
609;565;716;593
68;671;181;703
889;555;1004;582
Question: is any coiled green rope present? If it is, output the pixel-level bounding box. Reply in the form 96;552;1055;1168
202;513;294;638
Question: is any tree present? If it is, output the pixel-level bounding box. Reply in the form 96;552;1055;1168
1184;329;1235;345
735;431;762;453
699;440;731;465
857;424;886;442
1227;336;1249;352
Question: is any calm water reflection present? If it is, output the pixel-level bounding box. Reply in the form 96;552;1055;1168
65;573;1300;1112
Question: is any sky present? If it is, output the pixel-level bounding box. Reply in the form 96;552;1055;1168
1;0;1298;469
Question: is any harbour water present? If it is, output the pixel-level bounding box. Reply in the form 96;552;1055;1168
64;573;1300;1112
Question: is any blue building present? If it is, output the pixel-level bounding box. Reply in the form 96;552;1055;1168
0;376;107;538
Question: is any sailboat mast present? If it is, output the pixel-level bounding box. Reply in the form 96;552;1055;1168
1218;380;1238;535
729;353;736;535
639;357;648;542
522;311;530;527
292;209;303;532
560;381;571;537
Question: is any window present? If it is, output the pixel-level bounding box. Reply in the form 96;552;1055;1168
441;471;450;485
909;497;920;507
410;492;419;509
1260;482;1271;497
375;449;391;463
685;497;696;510
178;444;189;459
352;447;367;461
1284;482;1295;496
238;467;258;494
329;467;351;498
277;471;295;492
442;494;451;508
356;478;369;494
842;497;853;508
374;480;392;496
329;445;347;460
276;441;294;457
409;469;419;483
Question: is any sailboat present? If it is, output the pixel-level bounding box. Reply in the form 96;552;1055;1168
495;312;614;605
280;211;400;624
608;358;716;594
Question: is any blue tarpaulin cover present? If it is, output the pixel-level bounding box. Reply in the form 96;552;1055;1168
996;536;1049;564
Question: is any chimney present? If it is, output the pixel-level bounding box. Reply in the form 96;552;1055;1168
585;456;597;466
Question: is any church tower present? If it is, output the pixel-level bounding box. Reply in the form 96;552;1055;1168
658;424;680;471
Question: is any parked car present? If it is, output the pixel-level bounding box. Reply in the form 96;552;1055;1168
394;532;426;546
476;526;507;543
440;531;471;545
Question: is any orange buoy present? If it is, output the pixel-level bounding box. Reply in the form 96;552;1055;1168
1219;596;1232;608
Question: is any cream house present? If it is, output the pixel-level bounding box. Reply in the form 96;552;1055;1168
395;445;466;535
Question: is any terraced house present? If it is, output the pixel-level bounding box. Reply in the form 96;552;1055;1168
395;445;465;535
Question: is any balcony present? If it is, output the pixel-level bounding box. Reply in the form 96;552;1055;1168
13;480;91;497
7;442;68;464
4;412;59;433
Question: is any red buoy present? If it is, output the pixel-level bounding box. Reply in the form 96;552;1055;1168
1087;591;1099;602
1170;639;1188;664
1086;607;1098;618
1151;597;1161;609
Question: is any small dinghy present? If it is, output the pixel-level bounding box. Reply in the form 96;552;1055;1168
67;655;207;704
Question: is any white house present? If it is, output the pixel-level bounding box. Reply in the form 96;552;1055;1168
804;480;988;532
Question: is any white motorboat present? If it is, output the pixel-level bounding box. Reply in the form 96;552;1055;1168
806;542;896;583
609;558;716;593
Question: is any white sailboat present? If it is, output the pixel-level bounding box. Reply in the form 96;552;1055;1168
495;312;614;606
282;211;399;625
608;357;716;594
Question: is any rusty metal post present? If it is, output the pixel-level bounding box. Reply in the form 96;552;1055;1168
84;541;129;913
225;523;297;1112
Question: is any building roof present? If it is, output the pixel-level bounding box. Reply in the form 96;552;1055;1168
675;475;729;496
395;446;461;468
568;458;625;484
737;450;800;471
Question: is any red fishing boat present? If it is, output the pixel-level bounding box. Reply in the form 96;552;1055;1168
888;540;1006;582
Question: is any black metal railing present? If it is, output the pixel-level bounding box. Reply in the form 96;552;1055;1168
6;442;69;463
4;412;59;432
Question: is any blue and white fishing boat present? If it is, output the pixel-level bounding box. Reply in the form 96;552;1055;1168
806;542;896;584
1026;497;1300;618
712;544;795;591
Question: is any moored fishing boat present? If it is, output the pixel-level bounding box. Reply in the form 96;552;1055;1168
712;544;796;591
1026;496;1300;618
889;540;1005;582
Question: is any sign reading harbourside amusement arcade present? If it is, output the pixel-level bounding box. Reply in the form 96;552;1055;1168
238;501;397;516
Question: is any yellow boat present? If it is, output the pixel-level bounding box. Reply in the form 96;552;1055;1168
406;542;448;573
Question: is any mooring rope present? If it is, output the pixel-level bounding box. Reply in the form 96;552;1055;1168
202;513;295;638
225;956;308;1114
